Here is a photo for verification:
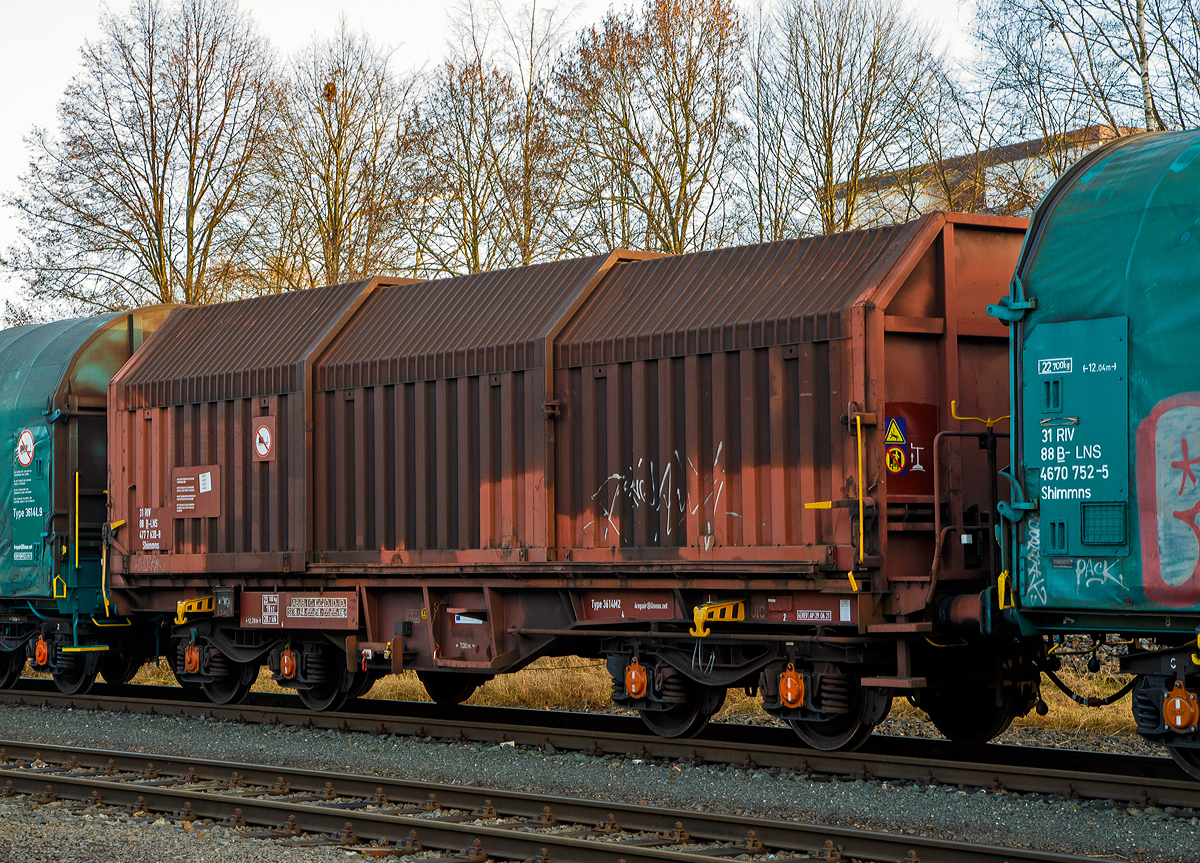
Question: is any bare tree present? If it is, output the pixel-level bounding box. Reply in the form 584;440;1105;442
3;0;272;316
422;50;515;274
559;0;746;255
976;0;1200;135
491;1;578;265
975;1;1105;177
254;22;423;290
775;0;940;234
737;2;807;242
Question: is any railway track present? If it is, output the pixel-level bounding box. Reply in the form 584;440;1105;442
0;680;1195;810
0;740;1114;863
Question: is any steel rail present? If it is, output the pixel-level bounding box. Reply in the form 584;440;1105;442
0;741;1112;863
0;681;1192;808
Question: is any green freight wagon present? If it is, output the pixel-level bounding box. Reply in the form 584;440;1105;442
995;128;1200;776
0;307;171;694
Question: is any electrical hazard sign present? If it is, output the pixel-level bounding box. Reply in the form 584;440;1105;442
882;407;936;487
884;417;909;474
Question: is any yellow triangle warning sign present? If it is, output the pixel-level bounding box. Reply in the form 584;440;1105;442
884;418;906;444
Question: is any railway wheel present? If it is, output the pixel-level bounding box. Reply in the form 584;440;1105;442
200;660;258;705
788;672;889;751
418;671;485;706
1168;745;1200;781
638;680;726;739
919;687;1017;746
99;651;144;686
297;681;349;711
347;670;380;701
302;668;376;711
296;646;361;711
173;670;203;693
51;654;99;696
0;651;23;689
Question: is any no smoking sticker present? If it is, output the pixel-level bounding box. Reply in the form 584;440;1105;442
15;430;34;467
254;426;272;457
252;416;276;462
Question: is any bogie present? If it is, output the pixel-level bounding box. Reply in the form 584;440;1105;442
99;650;146;686
0;652;22;689
418;671;486;707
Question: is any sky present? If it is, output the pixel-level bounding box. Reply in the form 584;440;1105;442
0;0;975;308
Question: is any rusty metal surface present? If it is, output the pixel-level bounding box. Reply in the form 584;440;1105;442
111;215;1029;634
308;252;651;556
114;279;409;409
296;215;1024;574
315;255;631;389
108;278;410;575
554;220;924;367
551;214;1026;579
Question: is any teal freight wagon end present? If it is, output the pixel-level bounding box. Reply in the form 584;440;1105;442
998;128;1200;775
0;307;172;693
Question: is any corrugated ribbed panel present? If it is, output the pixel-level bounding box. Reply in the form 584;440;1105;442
315;255;613;390
116;281;384;408
554;219;926;366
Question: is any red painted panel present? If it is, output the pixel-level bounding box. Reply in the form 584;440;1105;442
240;591;359;630
135;507;172;552
172;464;221;518
883;402;938;496
749;592;856;624
1139;393;1200;606
579;590;676;620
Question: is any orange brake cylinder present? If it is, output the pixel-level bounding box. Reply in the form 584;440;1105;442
280;646;298;680
779;663;805;709
33;636;48;667
1164;681;1199;732
183;643;201;675
625;657;648;698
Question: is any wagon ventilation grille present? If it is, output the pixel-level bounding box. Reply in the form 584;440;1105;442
1080;501;1125;545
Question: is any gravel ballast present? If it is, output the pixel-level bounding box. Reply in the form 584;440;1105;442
0;794;363;863
0;703;1193;863
713;708;1167;758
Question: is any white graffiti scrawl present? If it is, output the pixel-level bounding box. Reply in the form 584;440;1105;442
1024;517;1047;605
1076;557;1124;590
582;444;738;548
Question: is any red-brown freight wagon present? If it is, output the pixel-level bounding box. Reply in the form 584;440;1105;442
107;212;1035;746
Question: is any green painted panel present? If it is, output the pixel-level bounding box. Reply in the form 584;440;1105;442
9;425;50;594
1020;316;1128;610
0;315;122;601
1011;129;1200;618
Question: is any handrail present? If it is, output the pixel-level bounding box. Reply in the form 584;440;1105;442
951;399;1009;429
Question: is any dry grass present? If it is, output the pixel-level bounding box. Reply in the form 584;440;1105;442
125;654;759;716
128;661;177;687
367;656;612;708
35;651;1140;735
129;660;294;694
1015;669;1136;734
884;666;1136;734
